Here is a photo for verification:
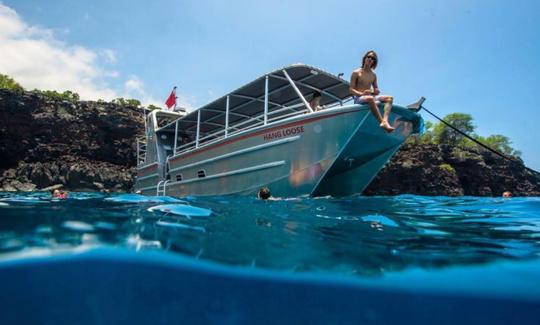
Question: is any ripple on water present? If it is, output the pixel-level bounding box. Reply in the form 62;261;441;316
105;194;186;204
148;204;212;218
62;221;95;232
0;192;538;276
361;215;400;227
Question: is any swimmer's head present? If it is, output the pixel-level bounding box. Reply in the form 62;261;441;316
257;187;271;200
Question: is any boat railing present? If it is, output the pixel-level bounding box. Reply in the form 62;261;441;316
149;98;354;165
137;137;147;165
190;100;349;149
170;103;311;157
167;98;356;160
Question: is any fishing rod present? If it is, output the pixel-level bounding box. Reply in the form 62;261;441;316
407;97;540;176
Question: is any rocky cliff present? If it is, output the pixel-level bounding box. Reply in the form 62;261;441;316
0;89;144;192
364;143;540;196
1;89;539;195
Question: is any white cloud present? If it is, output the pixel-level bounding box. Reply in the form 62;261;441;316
176;94;197;111
0;4;138;103
0;4;25;36
124;76;151;102
125;76;143;93
0;3;197;109
123;75;162;107
0;4;118;100
101;49;117;64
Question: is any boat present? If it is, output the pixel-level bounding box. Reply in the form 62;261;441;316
134;64;423;197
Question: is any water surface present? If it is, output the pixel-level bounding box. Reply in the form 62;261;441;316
1;192;539;276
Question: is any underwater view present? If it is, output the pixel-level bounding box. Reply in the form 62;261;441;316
1;192;540;274
1;192;540;324
0;192;540;324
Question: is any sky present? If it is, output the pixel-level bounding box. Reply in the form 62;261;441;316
1;0;539;170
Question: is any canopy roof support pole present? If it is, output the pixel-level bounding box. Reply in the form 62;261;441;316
151;110;158;129
225;95;230;137
282;69;313;113
264;75;269;125
270;75;343;104
196;110;201;148
192;73;317;130
173;120;179;154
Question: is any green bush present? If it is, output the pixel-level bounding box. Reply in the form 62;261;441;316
472;134;521;157
36;89;80;102
0;74;24;91
112;98;141;107
433;113;475;146
439;163;456;173
412;112;520;158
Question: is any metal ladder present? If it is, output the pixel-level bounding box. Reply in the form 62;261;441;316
137;138;147;165
156;180;169;196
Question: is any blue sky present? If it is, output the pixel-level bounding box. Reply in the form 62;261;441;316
1;0;539;170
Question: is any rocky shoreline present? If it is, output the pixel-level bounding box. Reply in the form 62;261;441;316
1;89;539;196
0;89;143;192
364;143;540;196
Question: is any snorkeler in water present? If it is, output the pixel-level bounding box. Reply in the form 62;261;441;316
52;189;68;199
257;187;271;200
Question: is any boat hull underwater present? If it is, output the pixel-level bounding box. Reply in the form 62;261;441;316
134;65;423;197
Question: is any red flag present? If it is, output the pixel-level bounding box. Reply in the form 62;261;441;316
165;87;176;109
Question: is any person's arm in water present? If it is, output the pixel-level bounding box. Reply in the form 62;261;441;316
372;74;380;95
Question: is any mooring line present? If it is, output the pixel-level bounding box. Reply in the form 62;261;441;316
420;105;540;176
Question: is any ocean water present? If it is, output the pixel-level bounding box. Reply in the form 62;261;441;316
1;192;540;324
1;192;540;273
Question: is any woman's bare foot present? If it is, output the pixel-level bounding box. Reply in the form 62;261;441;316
380;120;395;133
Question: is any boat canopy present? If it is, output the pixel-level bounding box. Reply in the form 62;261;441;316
158;64;351;138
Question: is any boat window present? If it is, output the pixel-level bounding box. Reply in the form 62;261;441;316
176;174;183;181
197;170;206;178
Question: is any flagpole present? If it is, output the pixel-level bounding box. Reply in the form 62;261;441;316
173;86;177;111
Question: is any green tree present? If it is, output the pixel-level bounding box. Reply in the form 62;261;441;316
475;134;521;157
409;112;521;156
405;120;435;145
419;120;435;143
147;104;161;111
38;90;80;102
111;98;127;105
62;90;80;101
112;98;141;107
125;99;141;107
434;113;475;146
0;74;24;91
